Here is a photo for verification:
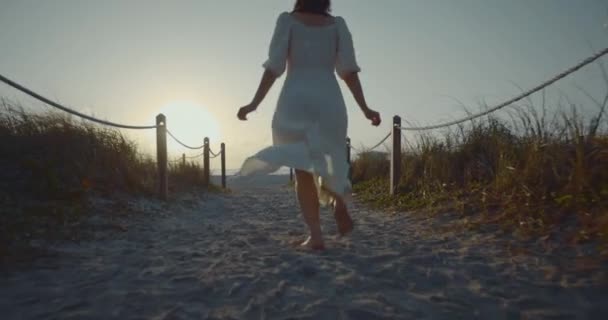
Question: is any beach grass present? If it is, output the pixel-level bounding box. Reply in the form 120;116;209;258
0;98;215;253
352;87;608;249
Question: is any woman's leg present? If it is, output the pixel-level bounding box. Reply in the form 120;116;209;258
333;195;353;236
295;169;325;250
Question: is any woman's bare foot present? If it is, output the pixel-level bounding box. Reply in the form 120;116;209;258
333;200;354;236
293;170;325;250
300;236;325;251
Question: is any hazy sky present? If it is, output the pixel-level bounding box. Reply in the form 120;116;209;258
1;0;607;171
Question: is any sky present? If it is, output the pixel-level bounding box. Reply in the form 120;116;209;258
1;0;607;171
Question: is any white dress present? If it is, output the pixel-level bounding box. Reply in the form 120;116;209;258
239;12;361;206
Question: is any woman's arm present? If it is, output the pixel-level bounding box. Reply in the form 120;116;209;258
343;72;381;126
251;69;278;107
237;69;277;120
343;72;368;112
238;13;290;121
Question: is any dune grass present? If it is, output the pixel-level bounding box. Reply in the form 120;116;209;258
352;89;608;248
0;98;215;254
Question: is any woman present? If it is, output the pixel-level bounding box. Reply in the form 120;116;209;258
237;0;381;250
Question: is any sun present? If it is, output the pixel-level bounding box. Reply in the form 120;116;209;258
158;101;221;156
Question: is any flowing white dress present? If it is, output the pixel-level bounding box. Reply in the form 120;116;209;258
239;12;361;206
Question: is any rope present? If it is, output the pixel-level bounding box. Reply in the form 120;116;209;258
169;157;185;164
398;46;608;131
209;148;220;157
1;73;228;164
367;131;392;151
186;152;205;159
0;74;158;130
348;131;391;154
166;129;205;150
173;149;222;163
173;148;223;161
185;149;223;160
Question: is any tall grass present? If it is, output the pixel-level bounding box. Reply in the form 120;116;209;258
0;98;212;253
353;85;608;245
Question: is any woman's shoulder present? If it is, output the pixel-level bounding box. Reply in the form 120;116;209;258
334;16;347;24
276;11;290;21
328;14;343;25
271;11;292;26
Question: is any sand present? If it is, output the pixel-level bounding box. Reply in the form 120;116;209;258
1;174;607;319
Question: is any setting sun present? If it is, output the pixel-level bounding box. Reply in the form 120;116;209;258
158;101;221;156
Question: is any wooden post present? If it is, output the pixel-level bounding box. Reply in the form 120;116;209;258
346;137;351;163
156;114;168;200
289;168;294;182
390;115;402;196
203;137;210;187
220;143;226;189
182;153;186;167
346;137;352;181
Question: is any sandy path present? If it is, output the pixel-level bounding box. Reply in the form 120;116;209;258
1;175;607;319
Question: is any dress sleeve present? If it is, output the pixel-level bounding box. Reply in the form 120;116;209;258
262;12;291;77
335;17;361;79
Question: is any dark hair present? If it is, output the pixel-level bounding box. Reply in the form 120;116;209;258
293;0;331;16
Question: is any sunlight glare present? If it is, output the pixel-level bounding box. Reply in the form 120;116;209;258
158;101;221;156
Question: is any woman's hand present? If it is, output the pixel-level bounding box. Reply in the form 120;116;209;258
237;103;257;121
364;108;381;126
238;70;278;121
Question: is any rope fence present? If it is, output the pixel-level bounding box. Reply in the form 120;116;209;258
346;46;608;154
397;46;608;131
346;131;391;154
344;46;608;195
4;45;606;198
209;148;222;158
167;129;206;150
0;73;228;199
365;131;392;151
0;74;158;130
178;145;223;161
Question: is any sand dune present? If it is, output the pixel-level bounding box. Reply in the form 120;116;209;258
1;175;606;319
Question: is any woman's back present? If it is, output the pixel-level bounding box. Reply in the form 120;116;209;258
288;12;338;74
263;12;360;80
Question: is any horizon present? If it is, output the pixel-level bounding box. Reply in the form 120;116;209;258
1;0;607;170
